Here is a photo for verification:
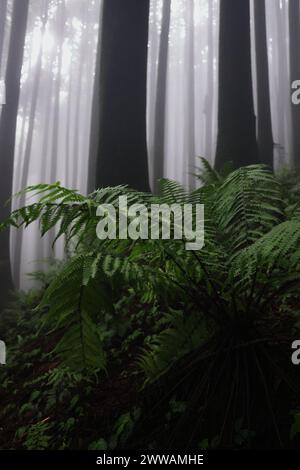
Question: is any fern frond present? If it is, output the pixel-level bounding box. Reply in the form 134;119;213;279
158;179;188;204
39;255;108;371
230;220;300;297
138;310;208;383
196;157;222;186
216;165;284;258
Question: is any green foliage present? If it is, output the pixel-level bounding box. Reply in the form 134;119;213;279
2;162;300;448
21;420;52;450
290;411;300;441
138;309;208;382
109;409;141;449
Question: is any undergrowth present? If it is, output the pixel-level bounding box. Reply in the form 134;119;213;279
1;161;300;449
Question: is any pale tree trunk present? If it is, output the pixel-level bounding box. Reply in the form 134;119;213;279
0;0;8;75
82;16;96;190
0;0;29;307
186;0;196;188
275;1;287;161
40;60;54;261
50;0;66;182
87;2;102;193
16;88;31;188
65;45;73;188
254;0;274;169
146;0;159;188
152;0;171;193
41;51;55;183
13;2;48;286
205;0;214;162
72;7;88;189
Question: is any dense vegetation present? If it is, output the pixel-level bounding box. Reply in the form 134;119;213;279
1;163;300;449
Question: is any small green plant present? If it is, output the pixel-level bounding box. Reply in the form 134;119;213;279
21;420;52;450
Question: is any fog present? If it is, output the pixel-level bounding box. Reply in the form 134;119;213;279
0;0;297;288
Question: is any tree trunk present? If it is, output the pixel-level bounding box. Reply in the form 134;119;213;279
289;0;300;167
0;0;29;307
215;0;259;170
0;0;7;75
50;0;65;182
87;3;102;194
205;0;214;162
274;1;287;166
72;7;88;189
65;45;73;188
152;0;171;193
13;4;48;286
254;0;274;169
186;0;196;189
93;0;150;192
41;50;55;183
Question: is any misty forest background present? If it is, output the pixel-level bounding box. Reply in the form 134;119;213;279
0;0;298;295
1;0;300;451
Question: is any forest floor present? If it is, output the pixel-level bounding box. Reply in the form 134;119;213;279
0;288;148;450
0;284;300;450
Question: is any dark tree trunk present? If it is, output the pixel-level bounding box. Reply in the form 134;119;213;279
254;0;274;169
289;0;300;167
0;0;7;75
0;0;29;307
152;0;171;193
93;0;150;192
215;0;259;170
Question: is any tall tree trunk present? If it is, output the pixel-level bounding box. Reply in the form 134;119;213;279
152;0;171;193
65;45;73;188
0;0;29;307
13;4;48;286
41;50;55;183
50;0;65;182
254;0;274;169
87;2;102;193
93;0;150;192
289;0;300;167
16;89;31;188
72;7;88;189
0;0;8;75
215;0;259;170
40;56;54;261
186;0;195;189
205;0;214;162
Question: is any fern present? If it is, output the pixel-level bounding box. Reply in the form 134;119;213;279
195;157;223;186
2;167;300;389
38;255;107;371
138;310;208;383
215;165;284;258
